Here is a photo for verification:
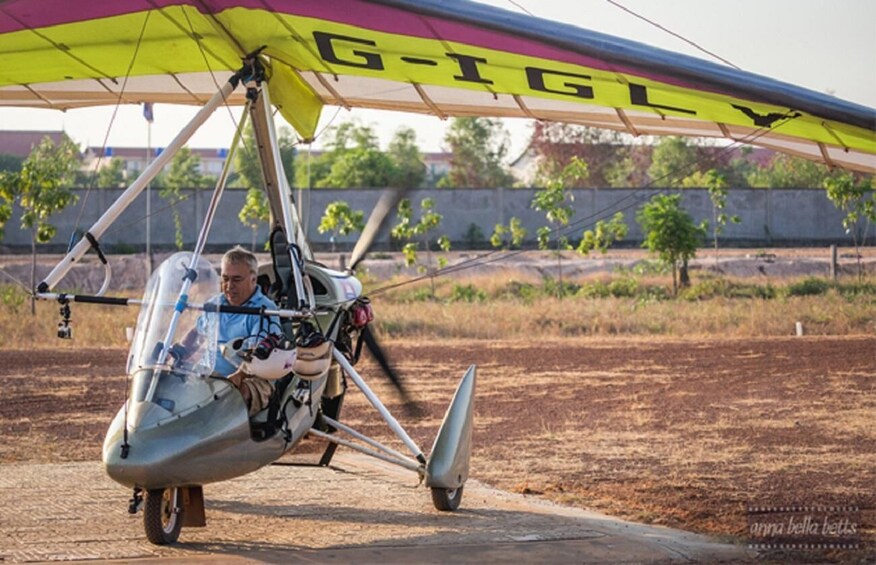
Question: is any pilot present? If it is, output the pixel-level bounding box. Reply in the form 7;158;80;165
214;246;280;416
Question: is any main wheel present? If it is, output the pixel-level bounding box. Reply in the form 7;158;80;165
144;487;184;545
431;486;464;511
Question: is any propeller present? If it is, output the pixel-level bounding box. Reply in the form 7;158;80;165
347;187;408;273
360;324;422;416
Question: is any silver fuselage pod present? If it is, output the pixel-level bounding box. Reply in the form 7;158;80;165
102;368;324;490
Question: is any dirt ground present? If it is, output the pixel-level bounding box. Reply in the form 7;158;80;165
0;336;873;559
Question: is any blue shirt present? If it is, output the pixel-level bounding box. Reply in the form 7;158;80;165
211;287;280;377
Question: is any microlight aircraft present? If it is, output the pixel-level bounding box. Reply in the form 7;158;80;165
0;0;873;546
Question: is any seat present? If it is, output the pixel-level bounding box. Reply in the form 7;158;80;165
269;227;298;309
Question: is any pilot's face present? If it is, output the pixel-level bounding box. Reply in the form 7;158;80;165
221;260;256;306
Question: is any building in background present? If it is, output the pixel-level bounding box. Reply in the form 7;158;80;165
81;145;230;179
0;130;73;159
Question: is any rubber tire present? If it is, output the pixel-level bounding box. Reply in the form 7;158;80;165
431;486;463;511
144;487;183;545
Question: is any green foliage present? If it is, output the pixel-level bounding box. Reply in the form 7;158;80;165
498;280;538;304
0;135;80;243
578;212;628;255
637;193;706;295
387;127;426;188
313;122;397;188
164;146;207;190
679;278;778;301
463;223;485;247
277;127;297;188
449;283;487;303
823;172;874;249
391;198;451;276
685;169;741;258
234;124;264;190
318;200;365;250
531;123;640;188
97;158;126;188
747;154;830;188
238;187;270;250
234;124;297;190
531;156;588;251
161;146;207;249
648;137;700;187
541;275;580;298
786;277;830;297
578;277;639;299
439;117;515;188
0;285;26;312
491;217;527;249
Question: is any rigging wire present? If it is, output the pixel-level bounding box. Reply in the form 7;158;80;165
0;267;33;295
604;0;741;70
504;0;740;70
68;10;153;249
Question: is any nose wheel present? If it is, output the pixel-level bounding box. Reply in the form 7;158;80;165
144;487;184;544
431;486;464;511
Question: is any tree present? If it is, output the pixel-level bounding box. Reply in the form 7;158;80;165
439;117;515;188
391;197;451;295
97;158;126;188
603;145;651;188
318;200;365;251
577;212;628;255
530;122;634;188
277;126;297;189
491;217;527;249
532;157;587;252
747;153;829;188
648;136;704;187
235;124;297;190
304;121;395;188
637;193;706;295
387;127;426;188
238;187;270;251
161;146;206;249
165;146;207;189
531;157;588;297
823;172;875;277
683;169;740;266
0;135;80;313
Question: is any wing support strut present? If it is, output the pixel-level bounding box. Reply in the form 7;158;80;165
37;79;238;294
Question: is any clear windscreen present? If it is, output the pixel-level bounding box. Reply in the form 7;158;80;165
127;252;220;376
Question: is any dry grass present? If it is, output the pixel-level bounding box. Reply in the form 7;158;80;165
0;296;138;348
371;270;876;339
0;267;873;348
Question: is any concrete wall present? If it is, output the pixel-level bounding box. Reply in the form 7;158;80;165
0;187;855;252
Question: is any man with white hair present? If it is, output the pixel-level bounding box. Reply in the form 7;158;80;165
215;246;279;416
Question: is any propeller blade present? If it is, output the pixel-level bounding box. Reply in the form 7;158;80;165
361;325;422;415
348;187;408;272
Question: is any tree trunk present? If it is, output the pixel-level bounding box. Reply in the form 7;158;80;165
672;262;678;296
30;229;36;316
680;258;691;288
557;246;563;299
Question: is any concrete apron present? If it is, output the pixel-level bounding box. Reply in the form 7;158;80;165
0;453;752;563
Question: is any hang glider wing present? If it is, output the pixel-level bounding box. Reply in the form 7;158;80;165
0;0;873;172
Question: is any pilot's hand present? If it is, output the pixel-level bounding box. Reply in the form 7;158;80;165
168;343;188;362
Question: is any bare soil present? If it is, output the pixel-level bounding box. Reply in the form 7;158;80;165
1;336;873;555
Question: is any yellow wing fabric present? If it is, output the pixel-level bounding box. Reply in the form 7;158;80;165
0;0;873;172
